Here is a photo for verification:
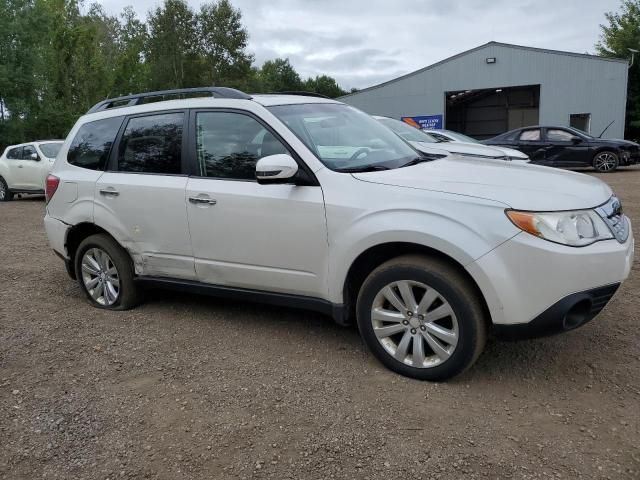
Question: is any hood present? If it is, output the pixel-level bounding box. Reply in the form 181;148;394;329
485;145;529;160
411;140;506;159
592;138;639;148
352;157;612;211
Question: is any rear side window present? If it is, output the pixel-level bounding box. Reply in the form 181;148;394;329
68;117;123;170
519;129;541;141
118;112;184;174
6;147;22;160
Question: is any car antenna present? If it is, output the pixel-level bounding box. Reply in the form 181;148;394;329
598;120;615;138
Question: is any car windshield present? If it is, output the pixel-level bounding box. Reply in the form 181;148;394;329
268;104;419;171
565;127;594;139
39;142;63;158
376;117;438;143
442;130;481;144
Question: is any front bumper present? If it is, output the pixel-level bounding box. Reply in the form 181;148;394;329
493;283;620;340
467;219;634;327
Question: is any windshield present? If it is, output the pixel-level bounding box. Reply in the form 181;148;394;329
566;126;594;139
442;130;481;144
268;104;419;171
39;142;63;158
376;117;438;143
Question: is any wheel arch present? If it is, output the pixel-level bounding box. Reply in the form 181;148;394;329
66;223;126;270
341;242;491;327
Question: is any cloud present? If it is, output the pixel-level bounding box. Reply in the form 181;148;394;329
96;0;622;89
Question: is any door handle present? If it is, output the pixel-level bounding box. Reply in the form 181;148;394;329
17;165;23;168
99;188;120;197
188;196;217;205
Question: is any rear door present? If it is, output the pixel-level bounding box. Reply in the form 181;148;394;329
94;110;196;280
185;109;328;298
515;128;549;165
543;128;589;167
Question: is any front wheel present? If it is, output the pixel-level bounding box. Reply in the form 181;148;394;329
356;255;487;381
0;176;13;202
75;234;140;310
593;151;618;173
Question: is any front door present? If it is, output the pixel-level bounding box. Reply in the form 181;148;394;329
543;128;589;167
14;145;43;190
93;111;196;280
185;110;328;298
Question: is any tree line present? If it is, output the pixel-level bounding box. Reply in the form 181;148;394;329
0;0;350;149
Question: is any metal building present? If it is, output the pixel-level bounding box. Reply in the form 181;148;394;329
340;42;629;139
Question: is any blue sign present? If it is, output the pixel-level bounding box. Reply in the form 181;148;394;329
401;114;443;130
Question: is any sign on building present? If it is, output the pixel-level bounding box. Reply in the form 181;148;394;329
401;115;443;130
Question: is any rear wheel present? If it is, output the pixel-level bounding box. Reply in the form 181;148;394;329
75;234;140;310
593;151;618;173
356;255;487;381
0;177;13;202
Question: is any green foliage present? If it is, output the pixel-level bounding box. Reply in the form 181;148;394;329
0;0;348;150
597;0;640;137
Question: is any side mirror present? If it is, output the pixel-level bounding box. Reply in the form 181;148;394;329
29;152;40;161
256;154;299;184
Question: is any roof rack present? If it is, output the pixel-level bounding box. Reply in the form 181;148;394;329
267;91;331;99
87;87;252;114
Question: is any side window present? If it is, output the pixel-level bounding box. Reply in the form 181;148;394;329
196;111;288;180
519;129;541;141
118;112;183;174
22;145;37;160
547;129;576;142
68;116;123;170
6;147;22;160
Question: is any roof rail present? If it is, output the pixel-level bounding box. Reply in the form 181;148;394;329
267;91;331;99
87;87;252;114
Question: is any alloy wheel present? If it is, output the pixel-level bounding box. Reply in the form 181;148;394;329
371;280;459;368
81;248;120;306
594;152;617;172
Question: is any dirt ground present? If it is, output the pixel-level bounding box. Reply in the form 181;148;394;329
1;167;639;480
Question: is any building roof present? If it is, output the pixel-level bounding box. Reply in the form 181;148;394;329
339;41;628;99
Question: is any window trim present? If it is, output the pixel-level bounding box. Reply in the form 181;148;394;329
187;107;319;185
107;109;189;176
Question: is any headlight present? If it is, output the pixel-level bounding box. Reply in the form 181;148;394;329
506;209;614;246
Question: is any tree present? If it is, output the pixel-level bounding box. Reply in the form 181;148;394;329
597;0;640;138
304;75;347;98
198;0;253;90
112;6;149;96
146;0;203;89
258;58;303;92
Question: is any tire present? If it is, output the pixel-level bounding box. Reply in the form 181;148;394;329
74;234;140;310
593;151;619;173
356;254;487;381
0;177;14;202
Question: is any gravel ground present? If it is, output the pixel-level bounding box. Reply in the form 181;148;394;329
1;167;639;480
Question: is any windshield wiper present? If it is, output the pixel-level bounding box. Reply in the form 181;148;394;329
335;165;391;173
399;156;434;168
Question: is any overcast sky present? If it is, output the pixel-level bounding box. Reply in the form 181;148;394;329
97;0;623;90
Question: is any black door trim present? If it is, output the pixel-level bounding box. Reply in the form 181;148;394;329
135;276;349;326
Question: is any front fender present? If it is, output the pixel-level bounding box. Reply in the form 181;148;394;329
327;201;520;304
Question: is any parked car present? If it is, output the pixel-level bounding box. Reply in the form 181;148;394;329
483;126;640;172
0;140;64;201
373;116;526;163
44;88;634;381
422;128;529;162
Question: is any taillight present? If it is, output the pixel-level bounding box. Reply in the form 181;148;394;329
45;175;60;203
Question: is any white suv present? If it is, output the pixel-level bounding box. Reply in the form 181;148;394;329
0;140;63;201
44;88;634;381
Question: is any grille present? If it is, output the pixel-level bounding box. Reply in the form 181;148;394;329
589;284;620;315
595;196;629;243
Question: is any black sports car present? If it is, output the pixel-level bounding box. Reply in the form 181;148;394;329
483;126;639;172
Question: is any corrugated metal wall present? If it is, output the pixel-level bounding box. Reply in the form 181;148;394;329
340;43;629;139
